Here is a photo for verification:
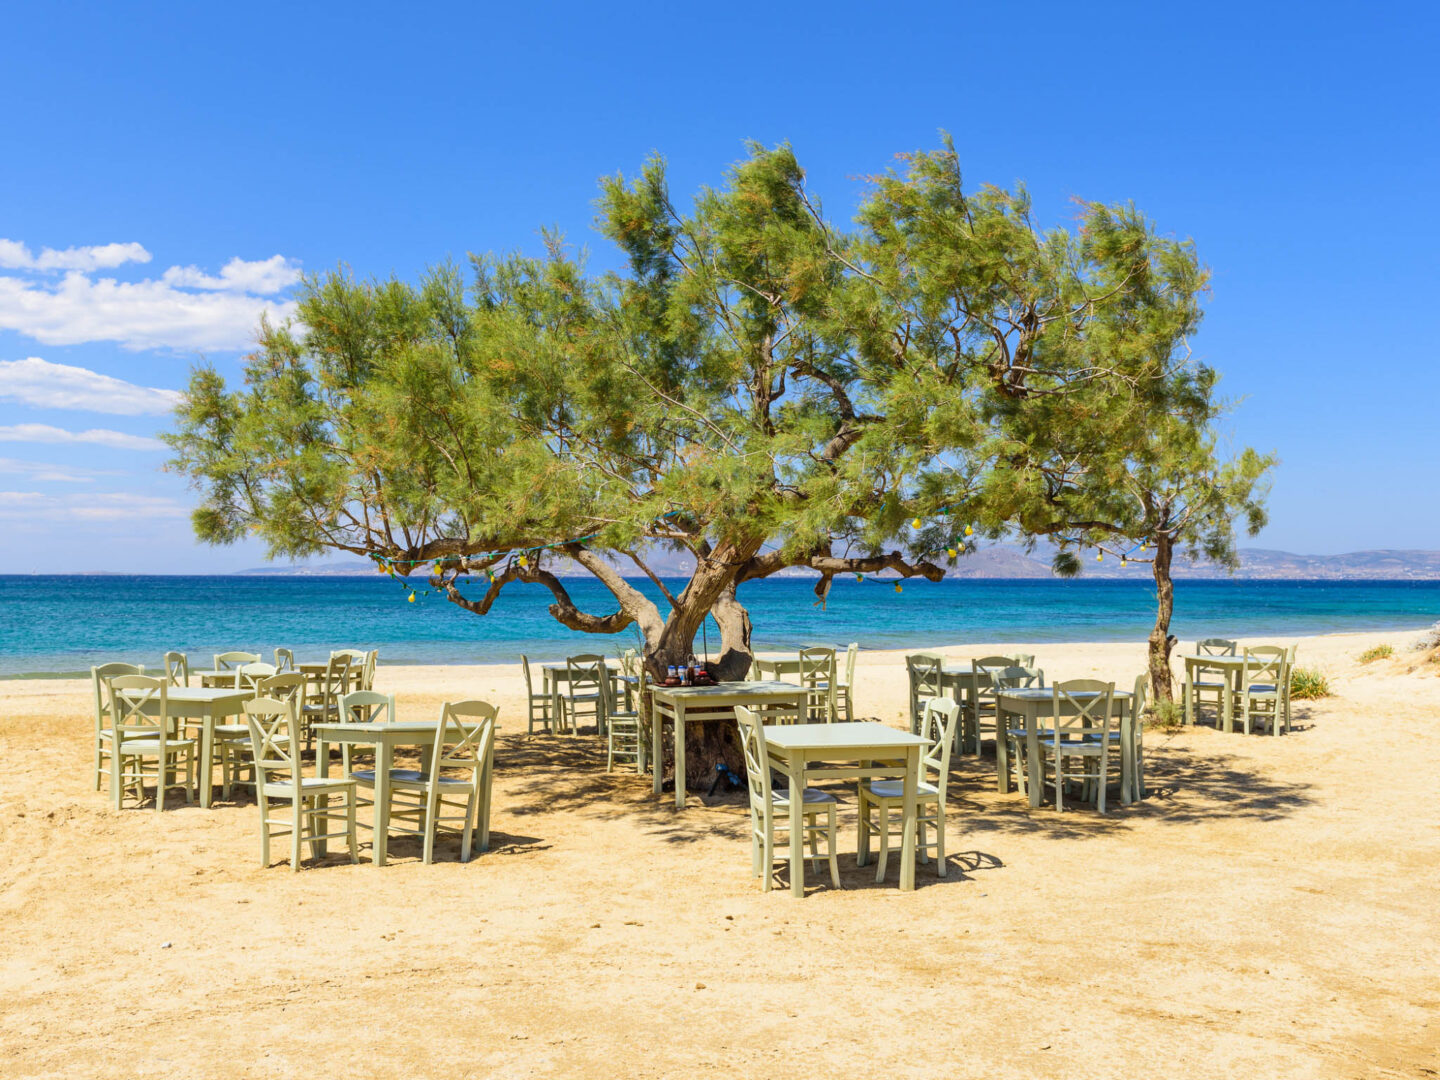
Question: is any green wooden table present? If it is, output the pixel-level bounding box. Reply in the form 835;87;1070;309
995;688;1136;808
120;685;253;808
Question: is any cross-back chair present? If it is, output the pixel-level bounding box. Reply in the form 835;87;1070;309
163;652;189;687
562;654;606;734
734;705;839;893
300;654;350;748
273;647;295;672
1235;646;1289;735
833;643;860;721
92;662;146;790
1037;679;1116;813
798;646;837;723
602;669;646;773
521;655;556;734
244;695;358;870
354;700;498;863
1189;638;1238;724
213;671;307;800
104;674;196;812
905;652;944;735
858;696;960;882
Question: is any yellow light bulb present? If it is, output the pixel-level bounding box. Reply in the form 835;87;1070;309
407;593;416;603
947;548;957;558
912;518;922;529
1096;553;1103;562
855;574;863;582
518;555;528;568
964;524;973;536
894;582;903;594
1120;559;1128;568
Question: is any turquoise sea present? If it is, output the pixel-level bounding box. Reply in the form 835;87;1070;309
2;574;1437;677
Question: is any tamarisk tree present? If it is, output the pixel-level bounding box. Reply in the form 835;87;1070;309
168;141;1221;782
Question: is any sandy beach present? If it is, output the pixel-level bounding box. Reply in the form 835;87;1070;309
2;629;1438;1079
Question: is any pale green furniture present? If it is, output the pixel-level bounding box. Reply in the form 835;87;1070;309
91;662;146;790
798;646;838;723
735;704;839;894
163;652;188;687
1035;679;1116;814
273;647;295;672
352;700;497;864
764;720;928;896
602;670;646;773
650;681;806;809
104;675;196;812
1186;638;1238;724
1234;646;1289;735
904;652;944;734
117;682;252;808
521;655;557;734
202;651;260;687
858;697;960;882
246;695;358;870
995;685;1136;808
834;643;859;721
300;655;351;747
561;654;607;734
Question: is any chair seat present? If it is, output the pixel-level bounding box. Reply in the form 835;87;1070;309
1245;683;1279;692
351;769;470;787
99;726;159;739
262;777;357;794
866;780;939;800
118;738;195;753
1191;679;1226;688
1040;740;1104;755
771;787;837;807
566;692;603;702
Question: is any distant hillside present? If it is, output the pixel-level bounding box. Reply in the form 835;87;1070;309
238;546;1440;581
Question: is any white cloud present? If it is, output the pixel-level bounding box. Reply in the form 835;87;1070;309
0;357;181;415
0;490;187;521
0;423;165;451
0;239;152;272
0;242;300;352
0;458;115;483
161;255;300;294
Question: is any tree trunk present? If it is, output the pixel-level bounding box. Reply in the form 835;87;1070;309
1148;534;1176;702
642;555;758;793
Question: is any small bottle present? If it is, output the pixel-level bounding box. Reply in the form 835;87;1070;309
668;664;678;685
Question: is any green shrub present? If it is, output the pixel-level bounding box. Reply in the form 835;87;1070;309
1358;643;1393;663
1148;700;1184;731
1290;667;1332;699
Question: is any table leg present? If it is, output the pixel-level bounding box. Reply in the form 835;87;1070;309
1183;661;1194;726
1026;706;1043;809
788;749;805;898
315;732;331;858
995;701;1011;794
374;739;393;866
1222;668;1236;733
673;703;687;810
651;702;663;796
198;711;215;809
1120;701;1134;806
899;746;918;891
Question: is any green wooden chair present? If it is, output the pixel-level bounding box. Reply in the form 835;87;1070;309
734;705;839;893
904;652;944;735
300;654;350;748
1234;646;1289;735
798;646;837;723
858;696;961;882
1036;679;1115;813
354;700;498;863
91;662;146;791
833;643;859;721
245;695;358;870
273;647;295;672
162;652;189;687
602;670;646;774
561;654;607;735
215;671;306;799
104;674;196;812
520;655;557;734
971;655;1030;753
1189;638;1238;726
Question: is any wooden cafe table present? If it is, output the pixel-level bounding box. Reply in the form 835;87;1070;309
1179;654;1248;731
650;681;807;809
119;685;253;808
764;721;928;896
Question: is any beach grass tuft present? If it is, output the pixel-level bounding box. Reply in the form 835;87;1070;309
1358;643;1393;663
1290;666;1333;699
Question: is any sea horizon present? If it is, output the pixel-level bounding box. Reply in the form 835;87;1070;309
4;573;1436;678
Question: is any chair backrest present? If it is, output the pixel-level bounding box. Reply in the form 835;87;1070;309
1242;646;1286;687
566;654;605;695
1049;679;1115;744
163;652;189;686
315;654;351;705
431;700;498;776
734;705;773;813
361;649;379;690
1131;673;1148;721
919;697;961;799
340;690;395;724
331;648;366;663
750;658;780;681
520;655;537;695
93;662;144;736
244;696;301;778
620;648;640;679
990;665;1044;690
842;643;859;686
273;647;295;672
1197;638;1238;656
1010;653;1037;668
214;651;261;671
105;674;173;742
798;647;835;684
236;661;278;691
258;671;306;709
973;654;1022;671
906;653;943;699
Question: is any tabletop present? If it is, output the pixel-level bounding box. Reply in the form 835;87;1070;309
764;721;927;751
654;680;802;698
313;721;436;735
1179;653;1246;664
120;685;251;703
997;687;1132;702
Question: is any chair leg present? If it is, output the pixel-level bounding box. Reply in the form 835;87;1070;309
760;822;773;893
856;793;871;868
291;798;303;871
935;807;947;877
874;804;890;883
827;805;840;888
346;791;359;864
258;799;271;867
422;786;440;865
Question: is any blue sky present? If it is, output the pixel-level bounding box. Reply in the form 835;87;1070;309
0;1;1435;572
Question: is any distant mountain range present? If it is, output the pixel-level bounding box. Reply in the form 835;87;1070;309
239;546;1440;581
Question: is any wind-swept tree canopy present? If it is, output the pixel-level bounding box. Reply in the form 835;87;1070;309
168;139;1256;777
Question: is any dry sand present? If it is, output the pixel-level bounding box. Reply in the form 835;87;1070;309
2;630;1438;1079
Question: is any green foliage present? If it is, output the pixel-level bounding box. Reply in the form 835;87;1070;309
1289;667;1333;699
1148;700;1184;731
165;139;1249;659
1358;643;1393;663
